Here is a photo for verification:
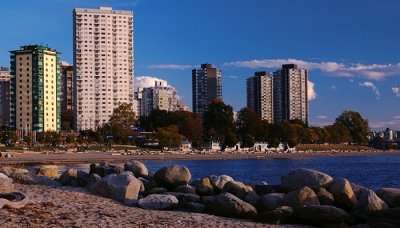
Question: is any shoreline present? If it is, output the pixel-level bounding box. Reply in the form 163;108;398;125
0;149;399;166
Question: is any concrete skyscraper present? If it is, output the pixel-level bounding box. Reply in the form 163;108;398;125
73;7;134;130
0;67;10;127
192;64;222;114
9;45;61;132
246;71;274;123
273;64;308;124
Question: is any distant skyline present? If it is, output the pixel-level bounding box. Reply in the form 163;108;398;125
1;0;400;128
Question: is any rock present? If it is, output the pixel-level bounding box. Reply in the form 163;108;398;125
283;186;320;208
210;175;234;191
59;169;91;187
154;165;191;189
294;205;352;225
244;191;260;207
92;173;141;203
205;192;257;219
0;168;32;184
138;194;179;210
86;173;101;192
90;163;123;177
222;181;253;199
368;208;400;228
147;187;168;195
260;193;285;211
258;206;294;224
165;192;201;204
36;165;59;179
124;160;149;177
317;188;335;205
174;184;196;194
0;173;14;193
328;178;357;210
196;177;215;195
180;202;206;213
0;192;29;209
254;184;286;195
353;189;388;220
140;177;158;191
376;188;400;208
281;168;333;191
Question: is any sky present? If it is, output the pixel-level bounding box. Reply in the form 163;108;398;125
1;0;400;129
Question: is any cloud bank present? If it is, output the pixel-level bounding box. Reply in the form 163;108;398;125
224;58;400;80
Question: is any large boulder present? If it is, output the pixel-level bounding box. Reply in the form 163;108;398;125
36;165;59;179
174;184;196;194
0;173;14;193
210;175;234;191
204;193;257;219
90;163;123;177
154;165;191;189
258;206;294;224
59;168;90;187
179;202;206;213
165;192;200;204
92;173;141;203
328;178;357;210
281;168;333;191
368;208;400;228
244;191;260;207
124;160;148;177
196;177;215;195
222;181;253;199
0;192;29;209
376;188;400;208
353;189;388;220
294;205;352;225
283;186;320;208
317;188;335;205
138;194;179;210
254;184;286;195
260;193;285;211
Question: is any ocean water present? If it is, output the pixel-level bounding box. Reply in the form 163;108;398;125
64;154;400;190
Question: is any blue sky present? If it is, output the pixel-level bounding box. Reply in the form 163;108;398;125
1;0;400;129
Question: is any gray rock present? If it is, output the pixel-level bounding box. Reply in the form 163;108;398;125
154;165;192;189
283;186;320;208
92;173;142;203
281;168;333;191
205;192;257;219
138;194;179;210
369;207;400;227
166;192;200;204
0;192;29;209
124;160;149;177
376;188;400;208
0;173;14;193
294;205;351;225
260;193;285;211
244;191;260;207
210;175;234;191
147;187;168;195
90;163;123;177
353;189;388;220
222;181;253;199
174;184;196;194
196;177;215;195
317;188;335;205
258;206;294;224
180;202;206;213
328;178;357;210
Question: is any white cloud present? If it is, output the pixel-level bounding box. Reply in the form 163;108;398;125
61;60;71;66
392;87;400;97
224;59;400;80
308;80;317;101
135;76;170;89
359;81;380;99
148;64;194;70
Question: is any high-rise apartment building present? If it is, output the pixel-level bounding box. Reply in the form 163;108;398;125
192;64;222;114
0;67;10;127
61;64;74;113
246;71;274;123
73;7;134;130
140;81;180;116
9;45;61;132
273;64;308;124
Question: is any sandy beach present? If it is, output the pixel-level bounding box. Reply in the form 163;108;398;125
0;149;399;166
0;183;312;228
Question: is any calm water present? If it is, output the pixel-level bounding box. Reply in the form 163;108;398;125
63;155;400;190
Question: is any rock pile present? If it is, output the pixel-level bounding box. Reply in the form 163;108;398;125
2;163;400;227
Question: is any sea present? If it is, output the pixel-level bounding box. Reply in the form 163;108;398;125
60;154;400;190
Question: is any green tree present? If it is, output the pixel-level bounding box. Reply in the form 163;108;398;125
334;111;369;144
236;108;262;147
156;125;183;148
203;100;237;147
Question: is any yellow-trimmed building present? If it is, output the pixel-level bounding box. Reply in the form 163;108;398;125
10;45;61;132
